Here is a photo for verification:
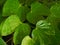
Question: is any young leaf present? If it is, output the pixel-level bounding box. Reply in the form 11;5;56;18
3;0;20;16
2;15;21;36
21;36;34;45
13;23;31;45
0;38;7;45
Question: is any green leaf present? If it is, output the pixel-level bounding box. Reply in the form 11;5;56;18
3;0;20;16
0;22;4;37
0;38;7;45
55;29;60;44
27;12;44;24
27;2;50;24
31;2;50;16
36;20;55;35
2;15;21;36
17;6;30;22
46;15;60;44
13;23;31;45
21;36;34;45
50;3;60;19
32;29;55;45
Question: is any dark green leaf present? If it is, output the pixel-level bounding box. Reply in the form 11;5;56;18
3;0;20;16
27;12;44;24
32;29;55;45
27;2;50;24
13;23;31;45
31;2;50;16
17;6;30;22
50;3;60;19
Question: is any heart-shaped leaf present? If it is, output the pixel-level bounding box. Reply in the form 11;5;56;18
3;0;20;16
13;23;31;45
21;36;34;45
2;15;21;36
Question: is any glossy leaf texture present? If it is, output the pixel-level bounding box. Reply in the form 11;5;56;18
13;23;31;45
3;0;20;16
50;3;60;19
1;15;21;36
21;36;34;45
0;38;7;45
27;2;50;24
17;5;30;22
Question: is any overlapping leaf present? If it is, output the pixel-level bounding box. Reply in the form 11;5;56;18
1;15;21;36
21;36;34;45
32;29;55;45
13;23;31;45
36;20;55;35
27;2;50;24
17;6;30;22
3;0;20;16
